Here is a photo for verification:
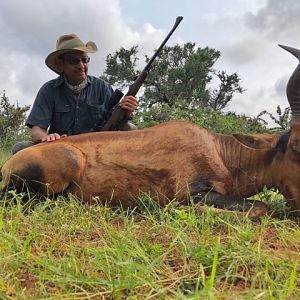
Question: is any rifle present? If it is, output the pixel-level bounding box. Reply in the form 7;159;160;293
100;16;183;131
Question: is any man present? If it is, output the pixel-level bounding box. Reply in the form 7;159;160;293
12;33;138;153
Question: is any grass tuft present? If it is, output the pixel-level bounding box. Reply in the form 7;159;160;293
0;191;299;299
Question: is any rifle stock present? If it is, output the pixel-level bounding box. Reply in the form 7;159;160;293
100;16;183;131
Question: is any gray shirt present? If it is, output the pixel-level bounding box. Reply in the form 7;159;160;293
26;75;114;135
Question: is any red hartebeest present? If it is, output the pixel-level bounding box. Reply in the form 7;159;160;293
1;44;300;217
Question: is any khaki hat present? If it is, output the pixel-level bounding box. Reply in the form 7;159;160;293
45;33;98;74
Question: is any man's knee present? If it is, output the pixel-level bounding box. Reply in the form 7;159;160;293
115;120;138;131
11;141;35;155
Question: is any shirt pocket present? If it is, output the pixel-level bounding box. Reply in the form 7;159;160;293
55;104;70;113
54;104;71;122
87;100;106;125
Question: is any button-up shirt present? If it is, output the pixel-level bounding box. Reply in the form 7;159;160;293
26;75;114;135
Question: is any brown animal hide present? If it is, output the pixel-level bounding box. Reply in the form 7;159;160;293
0;120;288;217
3;44;300;218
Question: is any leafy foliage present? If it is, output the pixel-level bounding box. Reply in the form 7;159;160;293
209;70;244;111
257;105;291;131
0;91;30;150
102;42;293;133
133;103;269;134
103;46;139;90
101;42;244;115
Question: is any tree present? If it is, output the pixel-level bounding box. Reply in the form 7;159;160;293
256;105;291;131
209;71;244;111
102;46;139;91
0;91;30;149
101;42;244;115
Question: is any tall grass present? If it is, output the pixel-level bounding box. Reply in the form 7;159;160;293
0;191;299;299
0;149;10;165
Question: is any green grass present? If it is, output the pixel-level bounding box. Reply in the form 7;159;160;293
0;191;299;299
0;150;299;299
0;149;9;165
0;150;10;191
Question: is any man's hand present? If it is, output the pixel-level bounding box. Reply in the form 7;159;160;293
41;133;64;142
119;95;138;119
31;126;66;143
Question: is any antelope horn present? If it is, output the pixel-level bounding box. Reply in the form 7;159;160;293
279;44;300;122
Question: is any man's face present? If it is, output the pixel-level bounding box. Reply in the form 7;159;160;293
60;50;90;85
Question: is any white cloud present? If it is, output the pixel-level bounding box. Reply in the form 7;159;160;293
0;0;163;107
192;0;300;119
245;0;300;43
0;0;300;124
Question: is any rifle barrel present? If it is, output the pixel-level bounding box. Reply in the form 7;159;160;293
100;16;183;131
144;16;183;72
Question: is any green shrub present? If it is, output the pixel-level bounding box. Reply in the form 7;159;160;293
134;104;269;134
0;91;30;151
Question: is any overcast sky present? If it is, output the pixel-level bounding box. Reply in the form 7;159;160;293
1;0;300;121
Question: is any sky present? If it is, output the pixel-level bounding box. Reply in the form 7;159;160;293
1;0;300;122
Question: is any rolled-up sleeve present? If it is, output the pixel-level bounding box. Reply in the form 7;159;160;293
26;82;54;130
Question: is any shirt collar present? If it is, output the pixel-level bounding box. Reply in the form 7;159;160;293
53;75;91;88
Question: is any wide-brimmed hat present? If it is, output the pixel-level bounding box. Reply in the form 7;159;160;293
45;33;98;74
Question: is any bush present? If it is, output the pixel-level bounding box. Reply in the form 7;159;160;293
0;91;31;151
133;103;269;134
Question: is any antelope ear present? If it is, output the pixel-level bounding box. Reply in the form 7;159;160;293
233;133;277;149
